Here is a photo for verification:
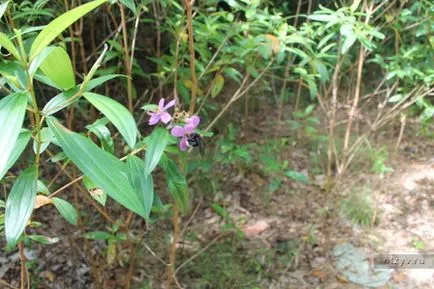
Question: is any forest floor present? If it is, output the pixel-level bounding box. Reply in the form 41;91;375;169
1;113;433;289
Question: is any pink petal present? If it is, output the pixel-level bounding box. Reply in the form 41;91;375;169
186;115;200;128
171;126;185;137
160;112;172;124
184;125;195;134
158;98;165;109
179;137;188;151
148;114;161;125
164;99;176;110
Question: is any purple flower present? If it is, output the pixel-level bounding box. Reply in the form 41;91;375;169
148;98;176;125
171;116;200;151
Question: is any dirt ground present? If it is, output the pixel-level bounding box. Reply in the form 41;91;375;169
1;120;433;289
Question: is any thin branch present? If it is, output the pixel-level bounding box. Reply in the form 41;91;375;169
184;0;198;114
175;233;225;274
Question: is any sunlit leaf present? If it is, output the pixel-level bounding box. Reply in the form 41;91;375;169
308;14;337;22
39;46;76;90
341;34;357;54
0;1;9;19
0;32;21;60
30;0;107;60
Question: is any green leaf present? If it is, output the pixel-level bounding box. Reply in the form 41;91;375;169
211;75;224;98
127;156;154;219
37;180;50;195
33;71;64;90
350;0;361;12
28;46;56;76
388;94;403;103
284;170;309;184
86;118;114;153
0;129;31;181
83;176;107;206
29;0;107;60
0;92;28;181
340;23;353;37
141;104;158;112
0;62;27;91
33;127;54;154
49;152;67;163
0;1;10;19
83;231;113;240
39;46;76;90
83;92;137;148
81;44;108;86
245;8;256;20
0;32;21;60
52;197;78;225
47;118;147;218
42;74;122;116
223;67;242;83
341;34;357;54
5;166;38;247
119;0;136;14
159;155;189;213
144;128;170;176
28;234;59;244
308;14;337;22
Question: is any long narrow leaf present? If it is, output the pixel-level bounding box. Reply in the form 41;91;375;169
5;166;38;247
159;155;189;213
0;32;21;60
83;92;137;148
29;0;107;60
0;92;29;181
42;74;122;116
39;46;76;90
127;156;154;219
52;197;78;225
144;128;170;176
0;129;31;180
47;118;147;218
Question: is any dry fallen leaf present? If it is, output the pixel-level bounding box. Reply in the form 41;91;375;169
35;195;52;209
42;270;56;282
265;34;280;54
335;274;349;283
242;220;269;238
311;269;328;281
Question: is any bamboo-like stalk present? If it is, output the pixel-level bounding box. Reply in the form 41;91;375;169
119;4;134;112
185;0;198;114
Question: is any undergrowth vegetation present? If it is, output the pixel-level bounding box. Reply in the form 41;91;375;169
0;0;432;288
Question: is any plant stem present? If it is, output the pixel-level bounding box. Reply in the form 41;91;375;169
166;205;181;289
184;0;198;114
18;242;27;289
119;4;133;112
